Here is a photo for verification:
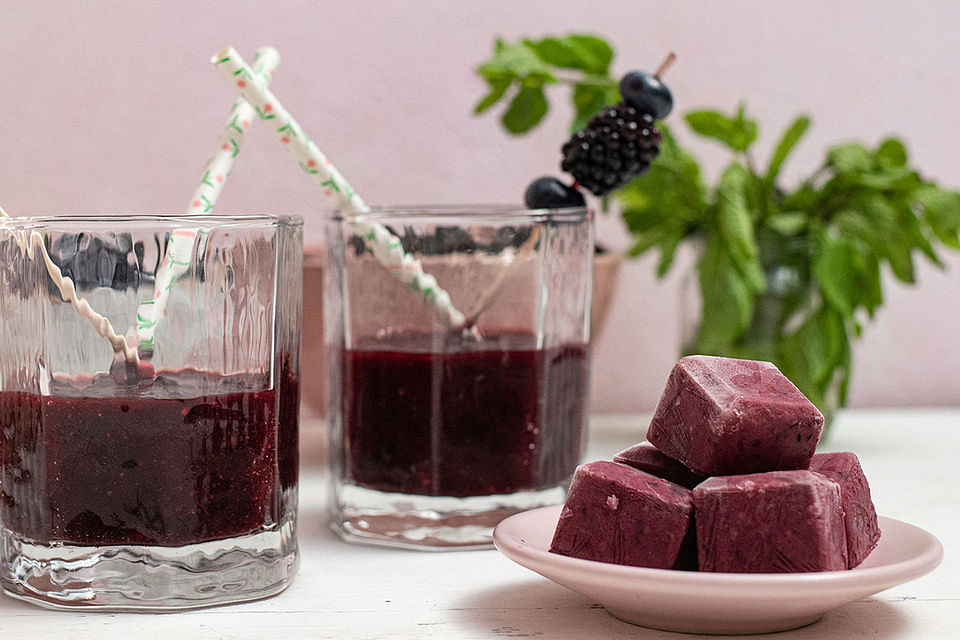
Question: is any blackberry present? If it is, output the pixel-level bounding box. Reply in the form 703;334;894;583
560;102;662;197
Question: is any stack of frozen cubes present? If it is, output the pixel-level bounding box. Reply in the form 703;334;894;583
550;355;881;573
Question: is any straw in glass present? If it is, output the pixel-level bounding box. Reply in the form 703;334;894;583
137;47;281;354
0;206;138;361
212;46;465;327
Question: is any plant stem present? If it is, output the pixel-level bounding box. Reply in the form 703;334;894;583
744;151;759;177
808;164;831;187
550;74;617;88
743;151;771;219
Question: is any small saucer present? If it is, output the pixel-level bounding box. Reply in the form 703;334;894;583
493;505;942;635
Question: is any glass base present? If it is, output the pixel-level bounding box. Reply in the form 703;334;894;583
0;522;297;611
333;482;567;550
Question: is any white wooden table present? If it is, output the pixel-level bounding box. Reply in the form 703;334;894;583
0;410;956;639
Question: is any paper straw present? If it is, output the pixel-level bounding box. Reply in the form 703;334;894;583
0;208;138;361
137;47;281;354
212;46;465;327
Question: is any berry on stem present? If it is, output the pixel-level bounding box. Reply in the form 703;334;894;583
557;52;675;197
524;176;586;209
619;71;673;120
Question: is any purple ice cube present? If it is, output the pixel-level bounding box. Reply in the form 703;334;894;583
647;355;823;475
613;442;708;489
549;461;694;569
811;452;881;568
693;470;848;573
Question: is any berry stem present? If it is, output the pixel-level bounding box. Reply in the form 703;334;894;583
654;52;677;79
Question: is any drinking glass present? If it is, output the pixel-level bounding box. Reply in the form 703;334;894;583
325;205;593;548
0;214;301;609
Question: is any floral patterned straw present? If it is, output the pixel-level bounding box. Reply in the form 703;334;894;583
212;46;465;327
136;47;281;355
0;207;138;361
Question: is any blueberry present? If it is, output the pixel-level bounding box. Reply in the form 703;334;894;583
619;70;673;119
524;177;587;209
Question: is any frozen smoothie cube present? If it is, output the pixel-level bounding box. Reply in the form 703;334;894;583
614;442;708;489
811;452;881;567
550;461;694;569
693;470;848;573
647;356;823;474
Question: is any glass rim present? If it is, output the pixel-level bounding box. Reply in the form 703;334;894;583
336;204;592;224
0;213;303;229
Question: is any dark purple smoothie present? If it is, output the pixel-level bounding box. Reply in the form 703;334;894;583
0;359;298;547
342;331;589;497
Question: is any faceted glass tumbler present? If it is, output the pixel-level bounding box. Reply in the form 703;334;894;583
0;214;302;610
324;205;593;549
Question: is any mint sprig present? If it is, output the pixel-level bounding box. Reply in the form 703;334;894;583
474;33;960;416
475;34;618;134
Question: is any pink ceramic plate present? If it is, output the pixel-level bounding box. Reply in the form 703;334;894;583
493;505;942;635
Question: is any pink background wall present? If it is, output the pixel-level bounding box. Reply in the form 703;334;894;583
1;1;958;411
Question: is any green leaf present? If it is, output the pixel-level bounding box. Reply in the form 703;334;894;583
619;126;710;235
655;228;685;276
779;306;848;398
859;251;883;314
626;230;663;256
657;124;709;199
901;205;942;267
474;77;511;114
766;115;811;184
914;185;960;249
567;34;614;73
571;82;619;132
625;221;686;277
850;194;919;281
525;37;583;68
813;228;882;316
764;211;809;235
622;204;673;234
834;189;948;282
781;183;822;211
845;167;921;192
697;234;754;350
477;41;555;83
501;84;548;134
716;163;765;292
827;143;873;173
525;34;613;75
814;231;862;316
684;107;758;152
875;138;908;169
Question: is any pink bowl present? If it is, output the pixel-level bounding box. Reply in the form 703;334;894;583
494;505;942;635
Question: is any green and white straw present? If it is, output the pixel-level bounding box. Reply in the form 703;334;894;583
137;47;281;354
0;206;138;361
212;46;465;327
